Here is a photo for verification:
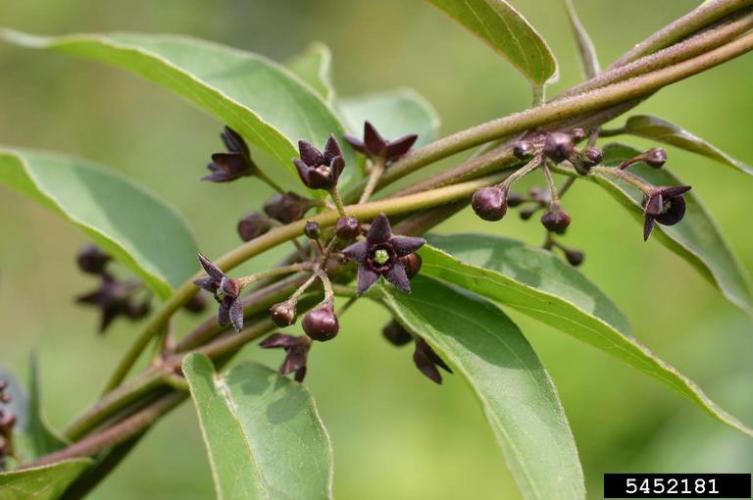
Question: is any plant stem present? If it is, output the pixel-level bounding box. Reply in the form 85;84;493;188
255;169;286;194
358;158;385;204
592;166;653;193
237;263;310;288
610;0;753;67
329;188;348;217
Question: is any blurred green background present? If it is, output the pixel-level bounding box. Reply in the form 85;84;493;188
1;0;752;498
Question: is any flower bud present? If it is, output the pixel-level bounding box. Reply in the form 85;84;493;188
541;207;571;234
270;301;297;327
304;221;321;240
564;248;585;267
382;319;413;346
543;132;575;164
302;303;339;342
237;213;272;242
263;192;312;224
335;216;360;241
77;244;112;275
512;141;534;160
645;148;667;168
583;147;603;166
471;186;508;221
184;293;208;314
400;253;422;279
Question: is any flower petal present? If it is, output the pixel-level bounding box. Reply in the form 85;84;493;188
229;299;244;332
343;134;366;154
660;185;692;198
198;254;224;281
323;135;343;163
385;262;411;293
193;277;219;294
298;140;323;166
293;158;311;186
217;303;230;327
330;155;345;181
643;215;657;241
366;213;392;244
391;235;425;257
364;121;387;156
342;240;368;262
357;266;380;295
221;127;250;157
656;197;686;225
385;134;418;161
413;339;442;384
259;333;297;349
644;192;664;216
294;366;307;383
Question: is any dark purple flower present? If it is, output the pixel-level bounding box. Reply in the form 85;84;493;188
260;333;312;382
293;136;345;190
76;244;112;275
413;338;452;384
344;121;418;165
263;192;315;224
193;254;244;332
342;213;425;295
76;276;145;333
203;127;257;183
642;185;692;241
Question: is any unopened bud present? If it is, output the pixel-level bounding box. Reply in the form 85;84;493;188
471;186;508;221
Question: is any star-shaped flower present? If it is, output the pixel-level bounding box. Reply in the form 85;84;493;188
259;333;312;382
293;136;345;190
344;121;418;165
193;254;244;332
642;185;691;241
203;127;256;183
76;276;149;333
413;338;452;384
342;213;425;295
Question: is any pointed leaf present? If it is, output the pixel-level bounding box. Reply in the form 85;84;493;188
419;234;753;438
596;143;753;315
0;148;197;299
377;277;585;500
0;459;91;500
286;42;335;104
562;0;600;78
622;115;753;176
20;354;68;460
340;89;441;148
425;0;558;85
182;354;333;500
1;31;354;189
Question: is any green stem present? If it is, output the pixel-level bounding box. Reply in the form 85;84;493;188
592;166;653;193
255;168;286;194
359;159;385;204
329;187;348;217
237;263;310;288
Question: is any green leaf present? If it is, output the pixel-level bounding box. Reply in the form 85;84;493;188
562;0;600;78
20;354;68;460
1;31;353;189
0;147;197;299
286;42;335;104
424;0;558;85
377;278;585;500
182;354;333;500
596;143;753;315
0;458;91;500
339;89;441;148
420;234;753;438
621;115;753;176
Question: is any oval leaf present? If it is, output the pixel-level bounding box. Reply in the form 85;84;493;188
425;0;558;85
1;30;353;188
562;0;600;78
596;143;753;315
0;148;197;299
286;42;335;104
0;459;91;500
339;89;441;148
420;234;753;438
182;354;334;500
377;278;585;500
622;115;753;176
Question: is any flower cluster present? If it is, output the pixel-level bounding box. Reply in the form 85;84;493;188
194;254;244;332
344;121;418;166
294;136;346;191
203;127;258;183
